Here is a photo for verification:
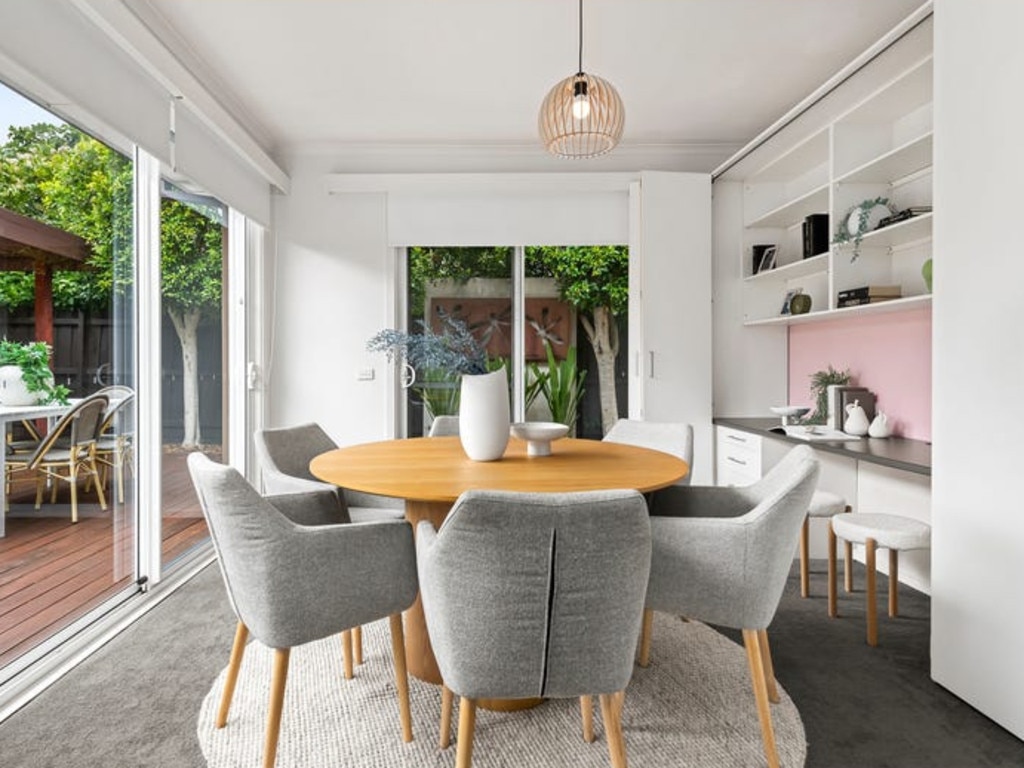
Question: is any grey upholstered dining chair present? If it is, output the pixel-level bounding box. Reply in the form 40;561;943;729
187;453;418;768
417;488;651;768
254;422;406;670
603;418;694;485
427;414;460;437
640;444;819;768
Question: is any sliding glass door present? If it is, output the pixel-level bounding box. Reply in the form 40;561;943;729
402;245;628;439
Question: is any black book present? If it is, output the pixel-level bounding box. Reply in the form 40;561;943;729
837;285;901;301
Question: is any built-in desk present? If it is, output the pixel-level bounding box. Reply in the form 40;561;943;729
713;417;931;476
713;416;932;593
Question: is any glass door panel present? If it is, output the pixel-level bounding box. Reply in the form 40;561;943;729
158;179;223;569
404;247;512;437
0;83;138;673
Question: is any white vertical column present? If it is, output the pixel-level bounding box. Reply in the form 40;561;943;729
133;147;162;585
226;208;248;475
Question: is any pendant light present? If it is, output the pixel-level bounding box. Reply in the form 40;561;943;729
539;0;625;159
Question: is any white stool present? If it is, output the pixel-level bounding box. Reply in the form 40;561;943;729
830;513;931;646
800;491;852;607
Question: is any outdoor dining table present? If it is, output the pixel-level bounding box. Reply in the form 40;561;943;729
0;401;76;537
310;434;689;701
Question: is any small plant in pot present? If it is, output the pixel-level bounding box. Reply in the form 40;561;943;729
0;339;70;405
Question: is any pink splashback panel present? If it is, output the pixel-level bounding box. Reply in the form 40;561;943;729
787;309;931;440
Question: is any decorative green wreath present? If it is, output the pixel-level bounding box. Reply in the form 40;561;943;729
832;197;894;261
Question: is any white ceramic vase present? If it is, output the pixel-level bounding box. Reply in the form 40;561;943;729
0;365;41;406
458;368;510;461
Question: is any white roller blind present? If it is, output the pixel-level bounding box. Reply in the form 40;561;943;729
0;0;169;163
386;190;629;246
174;107;271;226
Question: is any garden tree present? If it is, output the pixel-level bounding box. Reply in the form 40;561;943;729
159;198;223;446
0;123;223;446
527;245;629;435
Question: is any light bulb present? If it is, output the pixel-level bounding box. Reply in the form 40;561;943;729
571;78;590;120
572;93;590;120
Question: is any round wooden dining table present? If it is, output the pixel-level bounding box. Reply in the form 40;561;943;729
310;434;689;701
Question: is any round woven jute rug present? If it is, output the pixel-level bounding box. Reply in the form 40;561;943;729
198;613;806;767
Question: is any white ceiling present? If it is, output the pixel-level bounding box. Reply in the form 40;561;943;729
132;0;926;167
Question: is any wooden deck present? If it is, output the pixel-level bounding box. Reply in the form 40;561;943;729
0;448;213;670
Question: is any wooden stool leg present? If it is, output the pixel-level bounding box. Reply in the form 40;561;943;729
341;629;354;680
637;608;654;667
757;629;780;704
844;540;854;593
827;521;838;618
354;625;364;665
599;692;628;768
799;516;810;598
742;629;780;768
439;685;454;749
456;697;477;768
865;538;878;647
889;549;899;618
580;695;595;742
216;621;248;728
388;613;413;743
264;648;290;768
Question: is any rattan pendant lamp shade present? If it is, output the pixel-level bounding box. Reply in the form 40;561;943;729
539;0;624;159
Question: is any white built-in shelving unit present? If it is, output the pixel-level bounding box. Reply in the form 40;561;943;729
735;54;934;326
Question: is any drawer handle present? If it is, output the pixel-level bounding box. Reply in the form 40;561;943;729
726;434;748;443
727;456;748;466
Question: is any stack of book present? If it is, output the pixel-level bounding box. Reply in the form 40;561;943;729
877;205;933;229
837;285;902;308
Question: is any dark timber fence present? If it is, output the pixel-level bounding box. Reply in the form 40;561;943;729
0;308;223;444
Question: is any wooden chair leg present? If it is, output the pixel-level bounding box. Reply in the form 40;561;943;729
637;608;654;667
757;629;780;704
216;621;249;728
90;456;107;510
456;697;477;768
264;648;290;768
799;515;810;598
844;540;854;592
827;521;838;618
599;692;628;768
439;685;454;749
387;614;413;743
341;629;354;680
69;468;78;523
889;549;899;617
354;625;364;665
742;629;780;768
865;538;878;647
580;695;595;742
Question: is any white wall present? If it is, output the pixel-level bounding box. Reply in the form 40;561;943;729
267;155;393;446
931;0;1024;739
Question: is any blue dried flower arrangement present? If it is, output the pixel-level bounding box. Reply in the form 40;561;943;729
366;315;488;376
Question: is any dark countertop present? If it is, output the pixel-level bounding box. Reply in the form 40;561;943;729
714;416;931;476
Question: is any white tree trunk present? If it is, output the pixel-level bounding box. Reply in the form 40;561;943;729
580;305;620;436
168;308;202;448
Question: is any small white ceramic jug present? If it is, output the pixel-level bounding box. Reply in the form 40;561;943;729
844;400;870;436
868;412;892;438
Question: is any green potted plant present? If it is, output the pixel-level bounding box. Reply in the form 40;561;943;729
806;365;851;425
527;341;587;433
0;339;70;405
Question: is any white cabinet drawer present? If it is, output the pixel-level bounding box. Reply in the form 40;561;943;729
716;426;762;486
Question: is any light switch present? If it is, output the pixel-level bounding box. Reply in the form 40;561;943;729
357;368;375;381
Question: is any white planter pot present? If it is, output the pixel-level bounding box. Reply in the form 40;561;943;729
458;369;510;461
0;365;42;406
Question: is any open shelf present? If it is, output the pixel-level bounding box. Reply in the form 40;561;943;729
746;252;828;283
836;133;933;185
834;212;933;252
746;184;829;229
743;294;932;327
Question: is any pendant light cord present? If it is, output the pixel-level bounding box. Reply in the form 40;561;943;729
577;0;584;75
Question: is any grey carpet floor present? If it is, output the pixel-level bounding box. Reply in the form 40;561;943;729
0;560;1021;767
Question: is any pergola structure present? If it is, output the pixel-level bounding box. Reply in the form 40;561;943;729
0;206;89;346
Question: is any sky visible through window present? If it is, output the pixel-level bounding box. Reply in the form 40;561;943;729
0;81;61;131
